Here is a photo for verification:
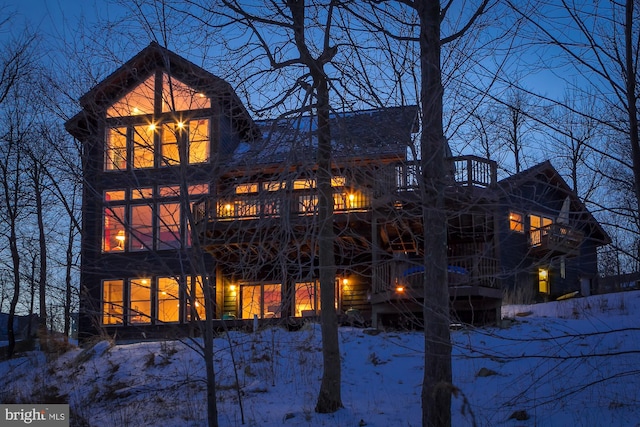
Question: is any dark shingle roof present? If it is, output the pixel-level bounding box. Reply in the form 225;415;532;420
227;106;418;168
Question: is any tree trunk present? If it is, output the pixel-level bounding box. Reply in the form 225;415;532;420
416;1;453;426
314;75;343;413
35;170;48;344
64;211;75;343
624;0;640;226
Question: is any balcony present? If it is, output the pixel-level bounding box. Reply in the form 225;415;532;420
370;254;502;305
193;156;498;236
530;223;584;257
393;155;497;193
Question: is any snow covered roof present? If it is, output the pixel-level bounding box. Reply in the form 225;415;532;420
226;106;418;169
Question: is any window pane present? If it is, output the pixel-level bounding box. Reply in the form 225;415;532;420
241;285;261;320
158;277;180;323
187;276;207;320
162;74;210;112
103;280;124;325
236;183;258;194
158;202;181;250
159;185;180;197
188;184;209;195
294;178;316;189
103;206;125;252
133;124;155;169
189;119;209;163
263;284;281;318
539;269;549;294
130;205;153;251
161;123;181;166
294;282;318;317
509;212;524;232
131;187;153;199
107;75;155;118
130;278;151;324
105;127;127;170
105;190;126;201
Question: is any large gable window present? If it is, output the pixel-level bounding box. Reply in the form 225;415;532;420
107;75;156;118
162;74;210;112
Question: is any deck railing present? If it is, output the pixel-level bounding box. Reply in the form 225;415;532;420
194;156;497;225
531;223;584;254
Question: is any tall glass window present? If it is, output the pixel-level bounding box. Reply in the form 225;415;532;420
103;206;125;252
157;202;181;250
102;279;124;325
158;277;180;323
105;127;127;170
132;124;155;169
130;205;153;251
129;278;151;324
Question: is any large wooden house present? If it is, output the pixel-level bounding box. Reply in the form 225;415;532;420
66;43;609;342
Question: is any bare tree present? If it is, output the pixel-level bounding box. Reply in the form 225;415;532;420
509;0;640;262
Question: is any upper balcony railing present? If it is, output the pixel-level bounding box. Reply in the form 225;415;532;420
193;155;498;225
394;155;497;192
531;223;584;256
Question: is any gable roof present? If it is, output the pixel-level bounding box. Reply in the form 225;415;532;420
66;42;260;141
498;160;610;245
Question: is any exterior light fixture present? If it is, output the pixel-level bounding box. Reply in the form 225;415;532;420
395;286;405;293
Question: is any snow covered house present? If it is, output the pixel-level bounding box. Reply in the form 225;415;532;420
65;43;609;342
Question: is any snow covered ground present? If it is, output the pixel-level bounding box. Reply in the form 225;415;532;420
1;291;639;426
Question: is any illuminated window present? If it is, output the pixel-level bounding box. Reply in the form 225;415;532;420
158;277;180;323
509;211;524;233
235;183;258;194
188;119;209;163
298;195;317;213
331;176;346;187
131;187;153;199
293;178;316;189
107;75;155;118
129;278;151;324
240;283;282;319
105;127;127;170
236;199;259;218
161;123;181;166
263;197;280;217
130;205;153;251
294;282;320;317
105;190;126;202
530;214;553;246
158;202;181;250
102;280;124;325
159;185;180;198
103;206;125;252
187;276;208;320
162;74;210;112
132;124;155;169
539;268;549;294
263;181;285;191
188;184;209;195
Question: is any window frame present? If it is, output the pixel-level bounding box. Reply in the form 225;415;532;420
102;279;124;325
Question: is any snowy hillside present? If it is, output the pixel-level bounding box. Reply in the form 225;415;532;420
1;291;639;426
